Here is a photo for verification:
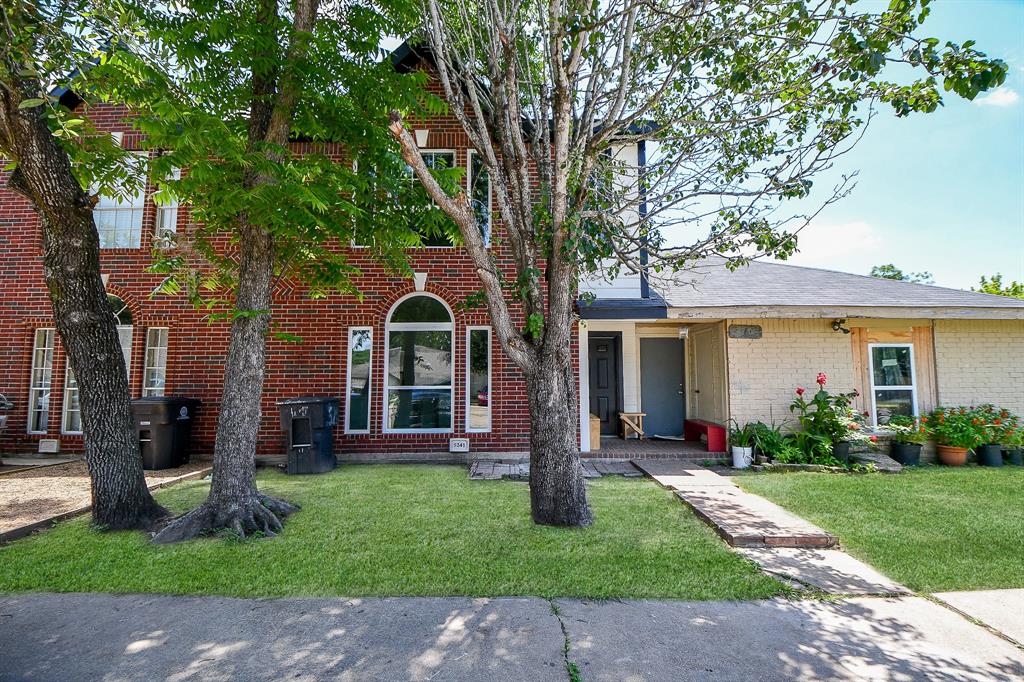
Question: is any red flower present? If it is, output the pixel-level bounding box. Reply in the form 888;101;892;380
816;372;828;386
869;435;878;442
994;419;1002;425
863;411;870;418
796;387;805;396
849;422;860;430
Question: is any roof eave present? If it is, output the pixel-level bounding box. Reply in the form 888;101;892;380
666;305;1024;321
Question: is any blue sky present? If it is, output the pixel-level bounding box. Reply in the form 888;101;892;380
774;0;1024;290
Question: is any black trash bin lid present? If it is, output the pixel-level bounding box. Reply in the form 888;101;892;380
276;396;340;406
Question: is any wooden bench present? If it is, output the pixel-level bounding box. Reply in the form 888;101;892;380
683;419;727;453
618;412;646;440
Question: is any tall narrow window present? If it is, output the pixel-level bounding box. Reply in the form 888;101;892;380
27;329;55;433
384;295;453;432
345;327;372;433
466;327;491;432
869;344;917;426
142;328;169;396
406;151;457;247
94;152;147;249
63;296;133;433
468;150;491;246
154;167;181;245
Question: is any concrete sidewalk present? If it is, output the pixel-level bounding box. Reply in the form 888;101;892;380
2;592;1023;681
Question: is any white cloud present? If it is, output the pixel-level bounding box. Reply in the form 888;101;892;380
770;220;884;275
975;87;1020;107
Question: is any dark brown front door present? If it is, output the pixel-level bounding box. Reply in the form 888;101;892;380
589;334;622;436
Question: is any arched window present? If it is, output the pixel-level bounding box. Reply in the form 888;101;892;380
62;295;134;433
384;294;453;432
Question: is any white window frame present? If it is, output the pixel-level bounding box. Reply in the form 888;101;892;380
868;342;918;427
94;150;148;250
382;292;454;434
142;327;169;397
344;326;373;434
467;149;492;247
465;325;492;433
410;149;457;249
27;328;55;434
154;167;181;246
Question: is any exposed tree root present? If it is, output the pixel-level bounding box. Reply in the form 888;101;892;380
95;499;171;533
151;494;299;544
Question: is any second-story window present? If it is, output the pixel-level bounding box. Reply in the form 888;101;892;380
468;150;491;246
154;167;181;246
94;152;147;249
407;151;456;247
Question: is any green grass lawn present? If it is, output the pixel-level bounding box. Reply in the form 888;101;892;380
0;465;784;600
737;466;1024;593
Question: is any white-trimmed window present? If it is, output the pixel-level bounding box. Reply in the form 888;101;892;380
868;343;917;426
467;150;491;246
384;294;453;432
408;150;456;247
154;167;181;245
94;152;148;249
142;328;169;397
466;326;491;432
27;328;55;433
345;327;372;433
63;296;133;433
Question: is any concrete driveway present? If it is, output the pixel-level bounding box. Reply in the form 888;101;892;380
1;592;1022;681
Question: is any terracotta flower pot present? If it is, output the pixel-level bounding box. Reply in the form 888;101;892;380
937;445;969;466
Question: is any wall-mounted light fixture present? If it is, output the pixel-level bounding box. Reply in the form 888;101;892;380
831;318;851;334
414;129;429;148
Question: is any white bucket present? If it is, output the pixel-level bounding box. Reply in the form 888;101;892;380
731;446;753;469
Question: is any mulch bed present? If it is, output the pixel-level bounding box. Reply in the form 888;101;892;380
0;460;210;536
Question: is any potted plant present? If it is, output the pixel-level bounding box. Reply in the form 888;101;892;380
1004;427;1024;466
729;421;756;469
789;373;867;465
926;407;983;466
750;420;787;463
887;415;926;466
973;405;1004;467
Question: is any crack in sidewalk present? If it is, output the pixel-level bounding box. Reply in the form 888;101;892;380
548;599;583;682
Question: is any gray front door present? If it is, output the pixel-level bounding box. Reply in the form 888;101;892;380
640;338;685;437
589;335;622;436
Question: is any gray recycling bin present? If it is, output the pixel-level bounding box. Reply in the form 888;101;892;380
131;397;201;470
276;396;339;474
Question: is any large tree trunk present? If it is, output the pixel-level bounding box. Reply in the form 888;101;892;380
525;348;592;527
152;226;297;543
0;90;167;531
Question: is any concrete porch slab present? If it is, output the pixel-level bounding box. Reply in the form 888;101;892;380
739;548;910;595
935;589;1024;645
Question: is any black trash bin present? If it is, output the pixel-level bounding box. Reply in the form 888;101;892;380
131;397;201;470
276;396;339;474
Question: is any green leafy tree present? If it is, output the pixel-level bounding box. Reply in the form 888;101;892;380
389;0;1005;525
0;0;167;529
87;0;425;542
869;264;934;284
974;274;1024;300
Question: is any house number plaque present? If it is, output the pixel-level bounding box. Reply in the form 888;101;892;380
728;324;762;339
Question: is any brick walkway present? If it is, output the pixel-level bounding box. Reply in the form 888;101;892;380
468;459;642;480
632;460;837;548
632;460;912;595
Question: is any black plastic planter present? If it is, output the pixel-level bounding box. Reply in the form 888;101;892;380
1005;448;1023;466
831;441;851;465
890;442;922;466
976;444;1003;467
